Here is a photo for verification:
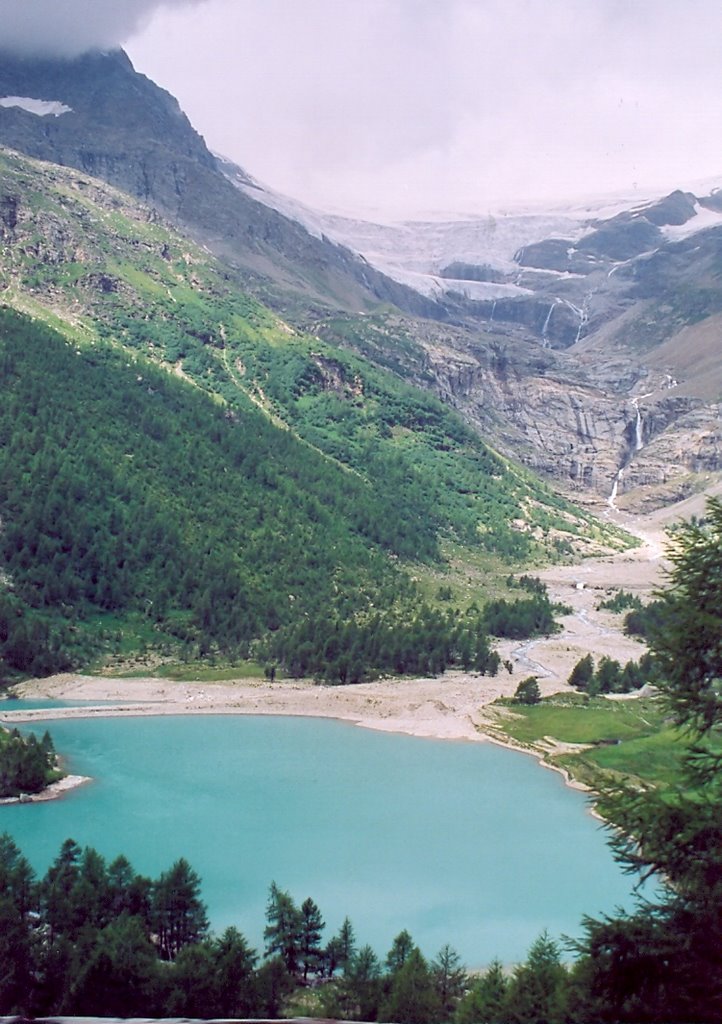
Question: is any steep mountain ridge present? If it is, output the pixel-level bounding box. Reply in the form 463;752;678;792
279;187;722;507
0;144;618;558
232;167;722;507
0;48;441;318
305;299;721;511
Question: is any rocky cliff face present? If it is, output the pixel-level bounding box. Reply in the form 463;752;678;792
339;310;722;511
302;179;722;508
252;178;722;507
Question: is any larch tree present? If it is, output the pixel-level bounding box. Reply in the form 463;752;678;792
152;857;208;961
385;928;416;974
264;882;302;974
430;943;467;1017
299;896;325;981
571;499;722;1022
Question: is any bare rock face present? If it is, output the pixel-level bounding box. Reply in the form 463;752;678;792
406;318;722;510
300;187;722;512
426;348;622;495
367;180;722;509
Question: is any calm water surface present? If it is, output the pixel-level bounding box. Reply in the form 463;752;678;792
1;711;638;965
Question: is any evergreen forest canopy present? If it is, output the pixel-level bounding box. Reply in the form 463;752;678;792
0;725;57;797
3;499;722;1020
0;832;566;1019
0;307;562;682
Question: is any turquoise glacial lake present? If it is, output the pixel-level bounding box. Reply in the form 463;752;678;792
1;712;640;966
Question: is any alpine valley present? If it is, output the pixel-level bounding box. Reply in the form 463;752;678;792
0;46;720;680
5;36;722;1024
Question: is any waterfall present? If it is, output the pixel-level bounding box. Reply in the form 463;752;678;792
574;308;587;344
566;295;591;344
634;403;643;451
631;393;652;452
608;468;623;509
489;299;496;323
541;301;556;347
609;395;648;508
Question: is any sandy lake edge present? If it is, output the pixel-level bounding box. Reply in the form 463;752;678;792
2;670;599;807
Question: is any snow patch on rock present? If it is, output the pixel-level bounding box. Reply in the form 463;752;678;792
662;202;722;241
0;95;73;117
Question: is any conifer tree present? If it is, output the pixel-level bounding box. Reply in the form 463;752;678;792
41;838;82;941
299;896;325;980
348;944;383;1018
264;882;302;974
385;928;415;974
572;499;722;1021
0;832;35;920
152;858;208;961
431;943;467;1017
382;946;442;1024
455;958;508;1024
212;926;258;1017
568;653;594;691
0;895;33;1013
503;931;568;1024
336;915;357;973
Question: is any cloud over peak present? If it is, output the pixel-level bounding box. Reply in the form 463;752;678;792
0;0;205;59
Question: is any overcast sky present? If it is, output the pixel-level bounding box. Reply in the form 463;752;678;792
5;0;722;218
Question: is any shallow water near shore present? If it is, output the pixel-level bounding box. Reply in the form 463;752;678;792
2;711;639;966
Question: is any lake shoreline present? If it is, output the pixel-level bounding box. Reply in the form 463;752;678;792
5;670;530;739
4;671;600;808
3;494;696;807
2;513;673;804
0;772;91;805
2;692;628;968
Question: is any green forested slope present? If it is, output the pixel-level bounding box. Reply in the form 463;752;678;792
0;307;417;676
0;148;623;561
0;149;629;679
0;308;505;681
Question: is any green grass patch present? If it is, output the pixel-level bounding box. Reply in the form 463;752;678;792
495;693;668;745
489;693;703;791
401;543;522;611
585;726;699;789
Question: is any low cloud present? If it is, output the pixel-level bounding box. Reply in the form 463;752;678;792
126;0;722;216
0;0;206;58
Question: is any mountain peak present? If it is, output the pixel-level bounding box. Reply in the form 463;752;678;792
0;47;442;318
0;46;211;168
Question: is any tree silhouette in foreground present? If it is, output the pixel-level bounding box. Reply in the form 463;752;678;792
571;499;722;1022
